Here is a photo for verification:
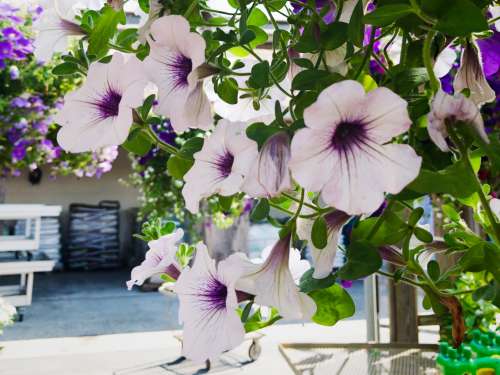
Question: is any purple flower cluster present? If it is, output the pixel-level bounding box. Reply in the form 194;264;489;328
0;3;34;68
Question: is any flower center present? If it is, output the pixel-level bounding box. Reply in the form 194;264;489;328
95;86;122;120
215;151;234;179
199;276;228;311
166;53;193;90
330;121;367;153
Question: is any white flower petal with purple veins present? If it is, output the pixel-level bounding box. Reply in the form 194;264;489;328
454;42;495;106
297;208;350;279
174;243;246;362
144;15;212;133
127;228;184;290
56;53;149;152
289;80;422;215
33;0;104;62
205;57;290;122
243;131;292;198
237;234;316;320
490;198;500;219
434;46;457;78
182;119;258;213
428;89;487;152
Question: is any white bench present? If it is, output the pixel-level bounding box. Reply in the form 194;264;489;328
0;204;61;309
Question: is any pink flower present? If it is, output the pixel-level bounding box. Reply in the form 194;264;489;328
174;243;247;362
428;89;487;152
243;131;292;198
289;80;422;215
127;228;184;290
182;119;258;213
144;15;212;133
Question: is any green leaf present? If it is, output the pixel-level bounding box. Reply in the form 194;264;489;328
88;5;125;56
311;216;328;249
167;156;194;179
408;207;424;226
348;0;365;47
246;122;281;149
292;69;342;91
309;284;355;326
320;22;348;50
247;8;268;27
294;23;320;53
122;129;152;156
427;260;440;281
240;28;256;44
403;160;478;199
299;268;337;293
216;77;239;104
177;137;204;160
219;195;234;211
435;0;488;37
140;94;156;120
243;308;281;333
248;60;270;89
363;5;414;26
250;199;270;221
52;62;79;75
414;227;433;243
337;240;382;280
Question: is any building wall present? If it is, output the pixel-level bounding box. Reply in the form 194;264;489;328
3;152;141;264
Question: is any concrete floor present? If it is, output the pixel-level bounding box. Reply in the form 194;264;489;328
1;270;388;341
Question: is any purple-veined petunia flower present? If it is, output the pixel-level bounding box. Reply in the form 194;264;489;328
427;89;488;152
144;15;212;133
33;0;103;62
182;119;258;213
454;41;495;106
127;228;184;290
297;208;351;279
237;233;317;320
55;53;149;152
174;243;247;362
243;131;292;198
289;80;422;215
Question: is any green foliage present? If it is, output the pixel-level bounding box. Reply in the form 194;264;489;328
309;284;355;326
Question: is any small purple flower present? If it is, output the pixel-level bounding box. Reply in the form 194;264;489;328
2;27;23;41
0;40;13;59
440;73;454;95
11;140;30;162
8;65;20;79
477;30;500;77
10;97;30;108
340;280;353;288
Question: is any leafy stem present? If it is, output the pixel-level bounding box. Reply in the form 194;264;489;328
423;30;440;94
143;126;180;155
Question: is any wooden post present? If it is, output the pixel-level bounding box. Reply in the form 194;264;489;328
389;265;419;343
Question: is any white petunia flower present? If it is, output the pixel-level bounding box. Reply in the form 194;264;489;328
174;243;246;362
289;80;422;215
297;209;351;279
144;15;212;133
243;131;292;198
454;42;495;106
127;228;184;290
206;57;291;122
56;53;149;152
427;89;487;152
490;198;500;219
434;46;457;78
33;0;104;62
237;234;317;320
182;119;258;213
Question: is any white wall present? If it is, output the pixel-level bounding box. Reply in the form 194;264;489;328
3;152;141;264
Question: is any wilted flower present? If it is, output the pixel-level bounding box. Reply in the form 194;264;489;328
182;119;258;213
378;245;406;267
427;89;487;152
289;80;422;215
297;210;351;279
127;228;184;290
56;53;149;152
237;233;317;320
144;15;212;133
174;243;247;362
453;41;495;106
243;131;292;198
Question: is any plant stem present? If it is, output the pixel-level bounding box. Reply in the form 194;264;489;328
423;30;440;94
291;188;305;222
376;270;423;288
144;127;180;155
184;0;198;18
281;192;320;212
